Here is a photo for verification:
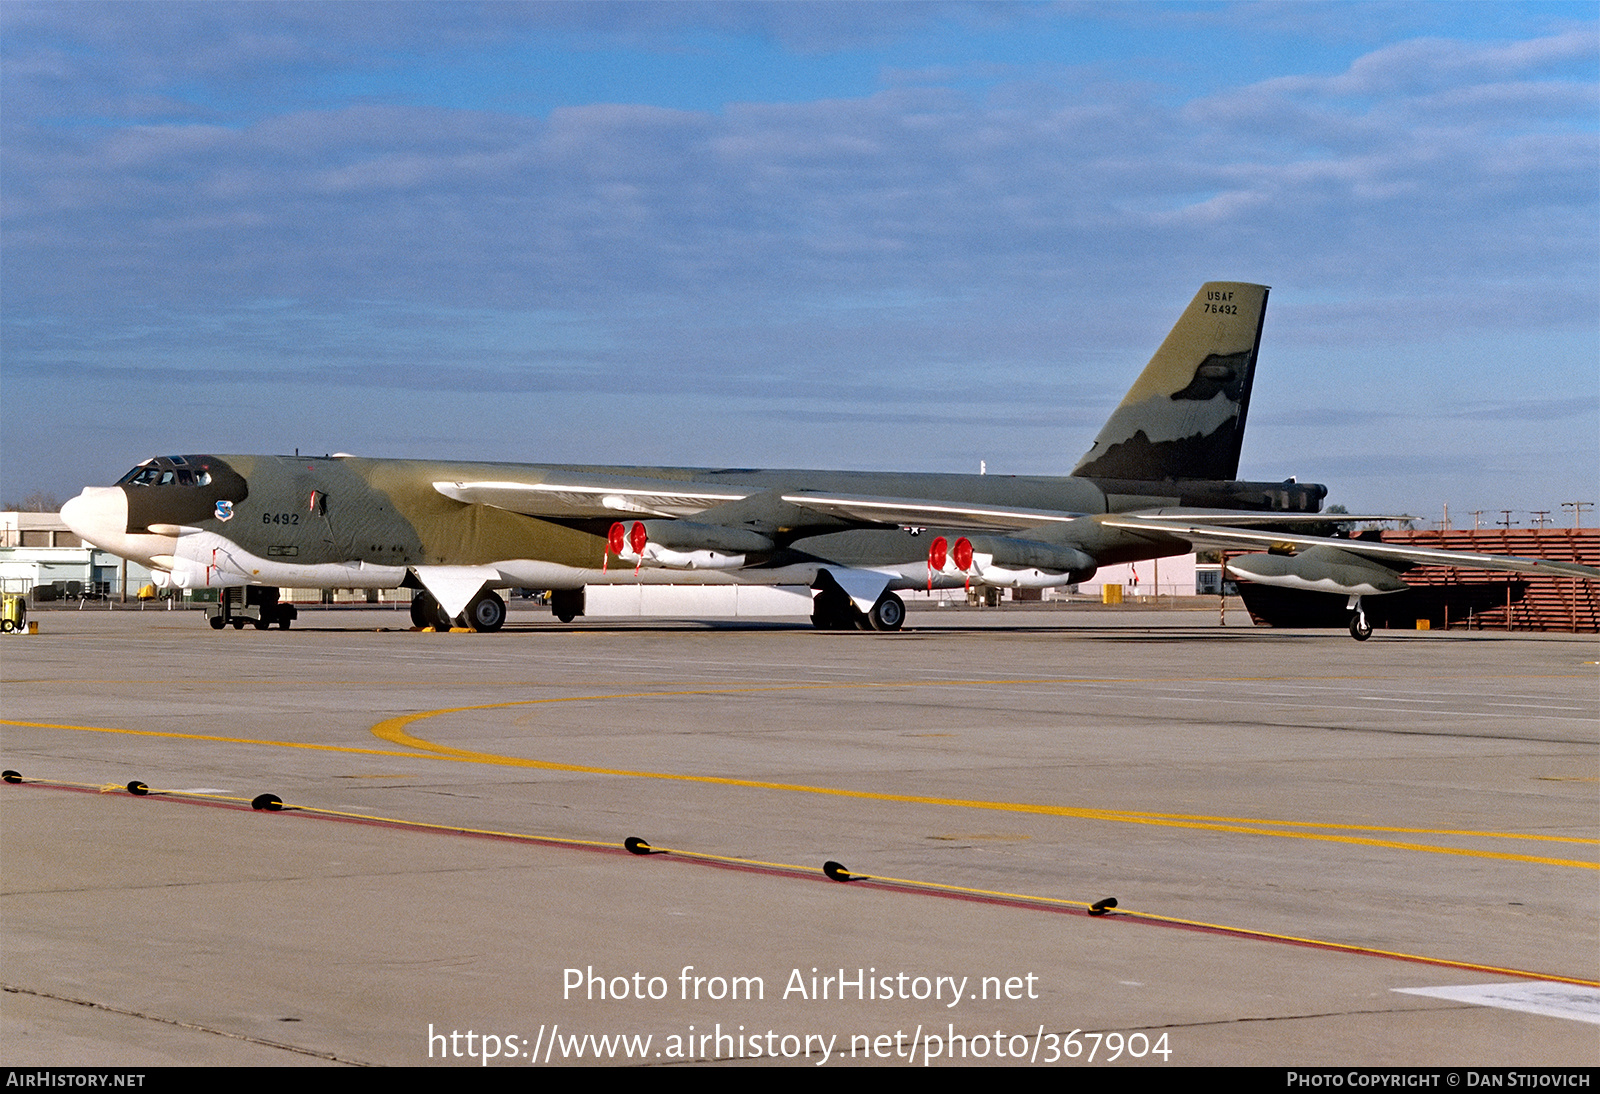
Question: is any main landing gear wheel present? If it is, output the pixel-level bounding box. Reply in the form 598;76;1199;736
410;591;453;630
810;587;856;631
1349;612;1372;641
550;588;583;624
868;592;905;632
464;590;506;633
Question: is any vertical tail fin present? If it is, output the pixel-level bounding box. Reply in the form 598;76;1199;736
1071;282;1269;481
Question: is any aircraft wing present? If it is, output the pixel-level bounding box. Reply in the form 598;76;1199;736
779;491;1089;530
434;476;747;519
1101;516;1600;582
435;474;1098;532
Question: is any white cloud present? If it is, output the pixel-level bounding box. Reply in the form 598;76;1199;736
1;6;1594;508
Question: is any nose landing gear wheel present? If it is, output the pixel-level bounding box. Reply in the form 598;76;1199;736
1349;610;1372;641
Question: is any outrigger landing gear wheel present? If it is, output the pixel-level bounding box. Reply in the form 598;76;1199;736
1348;597;1372;641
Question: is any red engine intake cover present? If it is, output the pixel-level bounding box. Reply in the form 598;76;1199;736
953;537;973;571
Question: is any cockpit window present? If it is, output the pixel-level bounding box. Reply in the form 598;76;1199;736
117;458;212;487
118;466;165;486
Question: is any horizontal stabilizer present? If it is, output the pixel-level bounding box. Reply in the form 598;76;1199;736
1126;509;1416;526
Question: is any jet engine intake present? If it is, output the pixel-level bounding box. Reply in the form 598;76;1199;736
605;519;771;571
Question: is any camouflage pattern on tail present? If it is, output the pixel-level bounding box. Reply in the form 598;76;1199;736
1071;282;1269;482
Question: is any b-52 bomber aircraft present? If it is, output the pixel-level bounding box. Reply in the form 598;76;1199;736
61;282;1597;640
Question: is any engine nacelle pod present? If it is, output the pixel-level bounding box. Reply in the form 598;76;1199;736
969;563;1092;590
1226;545;1409;596
639;544;747;571
607;519;770;570
638;520;774;555
965;536;1097;576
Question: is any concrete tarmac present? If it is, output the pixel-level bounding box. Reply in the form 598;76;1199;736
2;606;1596;1067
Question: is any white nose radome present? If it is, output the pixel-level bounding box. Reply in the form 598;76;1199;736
61;487;128;551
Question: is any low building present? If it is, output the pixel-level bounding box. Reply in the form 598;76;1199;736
0;511;155;600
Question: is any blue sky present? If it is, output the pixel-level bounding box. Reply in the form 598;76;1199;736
3;1;1596;524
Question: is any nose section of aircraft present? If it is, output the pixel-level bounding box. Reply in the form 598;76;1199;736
61;487;129;551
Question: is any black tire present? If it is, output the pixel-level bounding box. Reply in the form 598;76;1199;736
465;590;506;632
810;587;856;631
868;592;905;632
549;588;584;623
209;614;225;630
0;619;13;634
232;619;246;630
1349;614;1372;641
411;591;451;629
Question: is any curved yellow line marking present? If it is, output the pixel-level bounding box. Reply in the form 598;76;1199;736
368;692;1598;870
8;670;1593;870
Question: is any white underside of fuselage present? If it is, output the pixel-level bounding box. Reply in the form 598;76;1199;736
155;532;1079;618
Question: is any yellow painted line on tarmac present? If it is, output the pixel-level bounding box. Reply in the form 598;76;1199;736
1101;907;1600;988
8;673;1595;871
0;719;430;762
368;692;1598;870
